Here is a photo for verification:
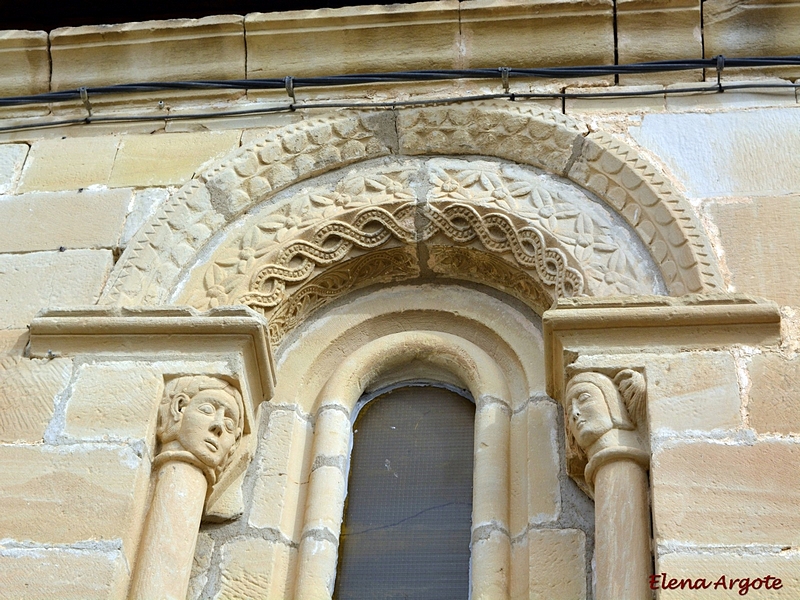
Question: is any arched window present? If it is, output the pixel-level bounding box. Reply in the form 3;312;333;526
334;384;475;599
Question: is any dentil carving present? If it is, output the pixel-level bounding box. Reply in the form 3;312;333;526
156;376;244;485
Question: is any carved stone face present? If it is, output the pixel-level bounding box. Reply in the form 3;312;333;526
176;389;241;469
567;381;614;450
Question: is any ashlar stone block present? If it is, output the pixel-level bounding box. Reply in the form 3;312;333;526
527;528;587;599
708;197;800;306
63;362;163;446
0;188;132;253
108;131;241;188
645;351;741;433
616;0;702;85
0;30;50;97
526;401;561;524
245;2;459;79
17;136;120;193
249;407;313;540
216;537;296;600
0;546;129;600
0;444;150;565
460;0;614;70
0;143;29;194
748;352;800;434
652;441;800;546
0;356;71;443
631;109;800;199
0;249;114;328
50;16;245;90
705;0;800;80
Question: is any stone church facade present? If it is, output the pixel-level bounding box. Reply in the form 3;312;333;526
0;2;799;598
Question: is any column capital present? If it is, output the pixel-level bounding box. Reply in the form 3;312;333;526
29;305;275;519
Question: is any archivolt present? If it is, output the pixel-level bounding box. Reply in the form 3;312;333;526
101;101;723;309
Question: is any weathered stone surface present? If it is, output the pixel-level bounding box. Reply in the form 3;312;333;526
526;401;561;523
119;188;169;247
0;329;28;355
617;0;702;84
245;2;459;78
50;16;245;90
0;444;150;564
705;0;800;80
63;362;162;444
0;30;49;97
249;407;312;539
656;551;800;599
708;197;800;306
565;85;666;113
187;532;214;600
526;528;586;599
461;0;614;70
749;352;800;434
630;109;800;198
108;131;241;188
216;537;296;600
0;189;131;253
644;352;741;433
0;546;129;600
17;136;120;193
665;80;797;111
0;250;114;328
652;441;800;545
0;356;71;443
0;143;29;194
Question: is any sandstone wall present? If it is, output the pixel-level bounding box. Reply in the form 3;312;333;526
1;1;800;599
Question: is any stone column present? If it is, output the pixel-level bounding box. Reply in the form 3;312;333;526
295;404;351;600
565;369;651;600
129;376;245;600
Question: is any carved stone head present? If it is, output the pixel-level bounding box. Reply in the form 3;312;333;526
158;376;244;475
565;369;645;452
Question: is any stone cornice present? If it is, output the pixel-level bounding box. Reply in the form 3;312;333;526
4;0;799;101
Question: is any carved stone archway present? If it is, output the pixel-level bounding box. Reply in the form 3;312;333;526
170;155;667;347
101;101;723;313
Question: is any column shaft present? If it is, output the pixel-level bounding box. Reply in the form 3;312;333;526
594;459;651;600
129;460;208;600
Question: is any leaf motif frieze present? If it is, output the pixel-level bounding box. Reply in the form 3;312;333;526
106;106;720;307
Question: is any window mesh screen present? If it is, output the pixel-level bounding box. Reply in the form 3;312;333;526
334;386;475;600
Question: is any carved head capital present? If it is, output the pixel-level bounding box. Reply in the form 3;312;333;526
566;369;646;457
157;376;244;482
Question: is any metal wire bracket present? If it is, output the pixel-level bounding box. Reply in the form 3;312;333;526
500;67;510;94
284;76;296;103
79;86;93;117
715;55;726;92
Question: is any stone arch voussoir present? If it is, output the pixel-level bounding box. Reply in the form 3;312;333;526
101;102;723;308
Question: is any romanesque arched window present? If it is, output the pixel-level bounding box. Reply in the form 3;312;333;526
334;385;475;599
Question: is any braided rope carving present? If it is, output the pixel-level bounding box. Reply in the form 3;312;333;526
239;202;583;309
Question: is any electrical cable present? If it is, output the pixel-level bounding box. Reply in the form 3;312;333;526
3;55;800;108
1;56;799;134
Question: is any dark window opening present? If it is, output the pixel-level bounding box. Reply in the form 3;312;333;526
334;384;474;600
